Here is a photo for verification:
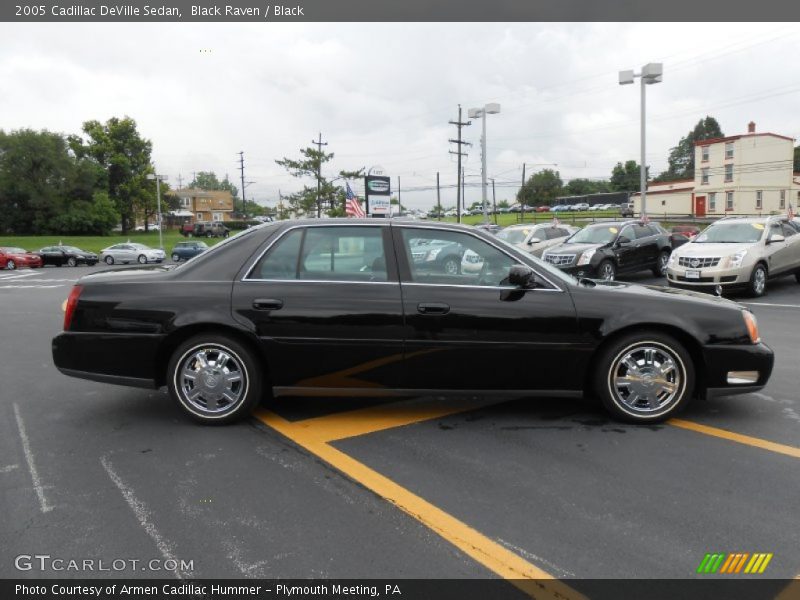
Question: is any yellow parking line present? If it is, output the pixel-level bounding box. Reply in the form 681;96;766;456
668;419;800;460
291;396;509;442
254;408;585;600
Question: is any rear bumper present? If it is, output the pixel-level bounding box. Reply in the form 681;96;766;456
701;342;774;399
52;331;163;387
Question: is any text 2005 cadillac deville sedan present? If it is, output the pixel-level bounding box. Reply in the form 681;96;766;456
53;220;773;424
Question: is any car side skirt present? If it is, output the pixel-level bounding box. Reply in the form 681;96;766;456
273;386;583;399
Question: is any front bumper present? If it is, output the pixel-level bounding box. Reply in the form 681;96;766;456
666;263;750;288
701;341;774;399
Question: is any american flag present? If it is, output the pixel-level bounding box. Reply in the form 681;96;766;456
345;183;365;218
788;203;795;220
640;213;650;225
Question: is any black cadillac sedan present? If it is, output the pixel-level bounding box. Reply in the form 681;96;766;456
53;220;773;424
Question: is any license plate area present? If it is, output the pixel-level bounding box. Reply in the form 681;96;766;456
685;269;701;280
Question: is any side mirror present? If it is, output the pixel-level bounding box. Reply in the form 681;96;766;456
508;264;537;288
768;234;785;244
616;236;632;246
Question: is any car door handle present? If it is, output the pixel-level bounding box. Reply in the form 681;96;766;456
417;303;450;315
252;298;283;311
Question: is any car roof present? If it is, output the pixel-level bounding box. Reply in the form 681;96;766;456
712;215;786;224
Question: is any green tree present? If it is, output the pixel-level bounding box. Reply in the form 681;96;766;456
276;144;363;217
610;160;647;192
189;171;239;199
51;191;120;235
516;169;563;206
497;199;510;209
656;116;724;182
69;116;153;233
564;178;611;196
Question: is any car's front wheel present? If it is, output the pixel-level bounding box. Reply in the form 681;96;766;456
595;332;694;423
598;259;616;281
67;257;77;267
137;254;147;264
748;263;767;297
653;251;670;277
167;334;263;424
441;256;460;275
172;253;180;262
6;260;16;270
104;256;114;265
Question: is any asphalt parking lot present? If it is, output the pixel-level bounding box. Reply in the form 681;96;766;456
1;265;798;594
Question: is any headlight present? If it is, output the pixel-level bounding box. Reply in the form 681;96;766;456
742;310;760;344
426;247;443;261
577;249;596;266
667;253;677;266
728;250;748;268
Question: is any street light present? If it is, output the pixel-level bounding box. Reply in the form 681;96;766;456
619;62;662;218
146;172;166;250
468;103;501;223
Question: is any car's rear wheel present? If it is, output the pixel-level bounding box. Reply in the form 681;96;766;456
595;332;694;423
653;251;670;277
104;256;114;265
172;253;180;262
748;263;767;297
6;260;16;270
137;254;147;264
67;257;77;267
598;259;616;281
167;335;262;424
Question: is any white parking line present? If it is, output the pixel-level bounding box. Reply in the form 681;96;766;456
743;302;800;309
13;404;53;513
0;271;39;280
0;285;64;289
100;455;187;579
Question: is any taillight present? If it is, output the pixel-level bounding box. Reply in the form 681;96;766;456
64;285;83;330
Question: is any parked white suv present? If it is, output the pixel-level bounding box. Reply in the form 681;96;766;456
666;216;800;297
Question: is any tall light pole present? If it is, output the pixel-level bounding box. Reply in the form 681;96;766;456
619;63;662;218
146;172;166;250
468;103;501;223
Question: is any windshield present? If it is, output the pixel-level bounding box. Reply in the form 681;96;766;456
491;235;577;286
565;225;619;245
496;228;530;244
63;246;84;253
695;223;764;243
2;247;27;253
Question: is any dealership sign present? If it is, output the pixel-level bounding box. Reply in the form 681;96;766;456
365;175;391;216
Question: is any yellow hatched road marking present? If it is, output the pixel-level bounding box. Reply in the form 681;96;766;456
254;408;585;600
668;419;800;460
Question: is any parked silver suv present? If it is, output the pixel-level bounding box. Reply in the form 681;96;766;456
495;223;579;258
666;215;800;296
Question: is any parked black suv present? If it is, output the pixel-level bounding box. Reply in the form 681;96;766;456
542;220;673;281
182;221;230;238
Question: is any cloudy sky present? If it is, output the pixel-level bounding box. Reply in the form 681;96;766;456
2;22;800;210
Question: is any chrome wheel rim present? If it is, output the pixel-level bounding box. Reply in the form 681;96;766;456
600;262;615;281
172;254;180;262
6;260;15;270
658;253;668;275
443;259;458;275
138;255;147;264
105;256;113;264
753;268;766;295
176;344;247;415
67;257;76;267
608;342;685;415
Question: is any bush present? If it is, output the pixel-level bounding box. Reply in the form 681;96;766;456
224;220;261;230
49;191;120;235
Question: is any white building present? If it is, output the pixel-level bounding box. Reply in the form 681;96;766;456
632;122;799;217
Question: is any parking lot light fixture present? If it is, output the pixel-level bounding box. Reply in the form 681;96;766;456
468;103;501;223
146;172;167;249
619;63;662;218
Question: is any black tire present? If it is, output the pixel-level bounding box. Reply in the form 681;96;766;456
597;259;616;281
206;231;213;238
172;253;180;262
167;334;262;424
104;256;114;265
6;260;16;270
594;331;694;423
653;250;670;277
67;257;77;267
747;263;767;297
441;255;460;276
137;254;147;264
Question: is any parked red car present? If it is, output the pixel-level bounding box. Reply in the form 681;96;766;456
535;205;551;212
671;225;702;240
0;247;43;270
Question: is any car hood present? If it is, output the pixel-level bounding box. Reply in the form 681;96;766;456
585;279;744;311
548;242;605;255
675;242;752;257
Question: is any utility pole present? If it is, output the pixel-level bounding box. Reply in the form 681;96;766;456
490;178;498;225
238;152;246;217
520;163;527;223
176;174;184;190
436;171;442;221
461;167;466;217
397;176;401;216
449;105;471;224
312;132;328;218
